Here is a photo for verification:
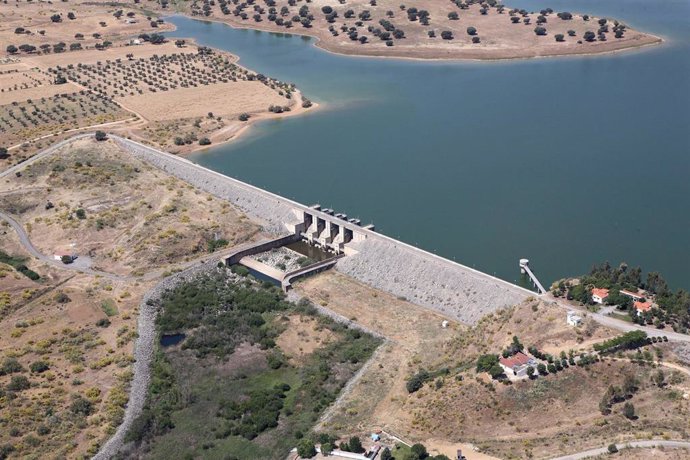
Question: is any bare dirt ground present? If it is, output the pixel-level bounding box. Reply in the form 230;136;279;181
276;314;336;363
166;0;661;60
296;271;690;460
0;137;261;276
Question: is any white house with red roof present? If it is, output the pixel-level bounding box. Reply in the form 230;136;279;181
634;300;654;316
592;288;609;304
498;351;536;378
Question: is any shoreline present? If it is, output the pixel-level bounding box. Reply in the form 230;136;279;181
163;12;664;64
117;25;320;157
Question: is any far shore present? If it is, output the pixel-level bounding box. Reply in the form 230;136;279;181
159;2;663;64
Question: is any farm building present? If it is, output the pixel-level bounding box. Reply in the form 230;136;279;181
499;351;536;377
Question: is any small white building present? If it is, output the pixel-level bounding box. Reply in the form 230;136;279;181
566;311;582;326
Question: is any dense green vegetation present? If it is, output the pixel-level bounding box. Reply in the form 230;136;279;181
126;270;380;459
555;262;690;332
593;330;652;354
0;250;40;280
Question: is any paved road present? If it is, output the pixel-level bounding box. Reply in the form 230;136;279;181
0;210;130;281
550;440;690;459
546;294;690;343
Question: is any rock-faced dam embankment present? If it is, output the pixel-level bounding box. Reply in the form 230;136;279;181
114;135;530;324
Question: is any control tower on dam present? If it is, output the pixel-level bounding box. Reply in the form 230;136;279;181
114;135;533;325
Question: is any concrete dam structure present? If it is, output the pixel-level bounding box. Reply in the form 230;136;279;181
113;135;532;324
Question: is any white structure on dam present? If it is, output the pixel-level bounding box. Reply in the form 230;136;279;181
112;135;533;324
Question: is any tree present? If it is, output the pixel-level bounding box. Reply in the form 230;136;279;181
149;33;166;44
608;443;618;453
7;375;30;391
175;39;186;47
623;374;638;395
1;357;24;375
297;438;316;458
440;30;453;40
623;402;635;419
537;363;547;375
472;36;480;44
51;14;62;22
348;436;364;453
199;137;211;146
381;448;393;460
584;31;596;42
534;26;547;36
70;395;93;416
409;443;428;459
555;34;565;42
467;26;477;36
476;354;499;372
0;147;8;160
6;45;18;54
526;366;535;379
489;364;504;379
30;361;49;373
95;131;107;141
448;12;458;20
68;12;76;20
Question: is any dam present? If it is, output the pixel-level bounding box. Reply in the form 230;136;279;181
113;135;532;324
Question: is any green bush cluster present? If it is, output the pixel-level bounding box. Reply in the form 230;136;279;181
0;250;39;280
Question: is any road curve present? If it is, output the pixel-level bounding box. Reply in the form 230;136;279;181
546;294;690;343
0;210;130;281
0;133;93;179
550;440;690;459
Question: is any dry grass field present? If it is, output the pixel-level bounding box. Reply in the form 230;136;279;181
0;137;261;276
168;0;660;60
296;271;690;459
0;215;147;458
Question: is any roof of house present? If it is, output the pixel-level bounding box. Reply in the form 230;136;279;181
634;300;653;312
499;351;531;368
621;289;645;298
592;288;609;299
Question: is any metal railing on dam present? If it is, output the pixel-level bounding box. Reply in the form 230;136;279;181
108;134;533;324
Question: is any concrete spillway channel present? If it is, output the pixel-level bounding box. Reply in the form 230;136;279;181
224;235;342;291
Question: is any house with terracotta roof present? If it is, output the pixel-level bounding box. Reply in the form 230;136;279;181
498;351;536;378
634;300;654;316
592;288;609;304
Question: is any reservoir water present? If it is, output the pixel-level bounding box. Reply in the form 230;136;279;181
171;0;690;289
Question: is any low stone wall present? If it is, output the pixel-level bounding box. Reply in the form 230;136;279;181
93;260;223;460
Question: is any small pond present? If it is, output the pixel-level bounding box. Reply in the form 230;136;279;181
160;333;186;347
